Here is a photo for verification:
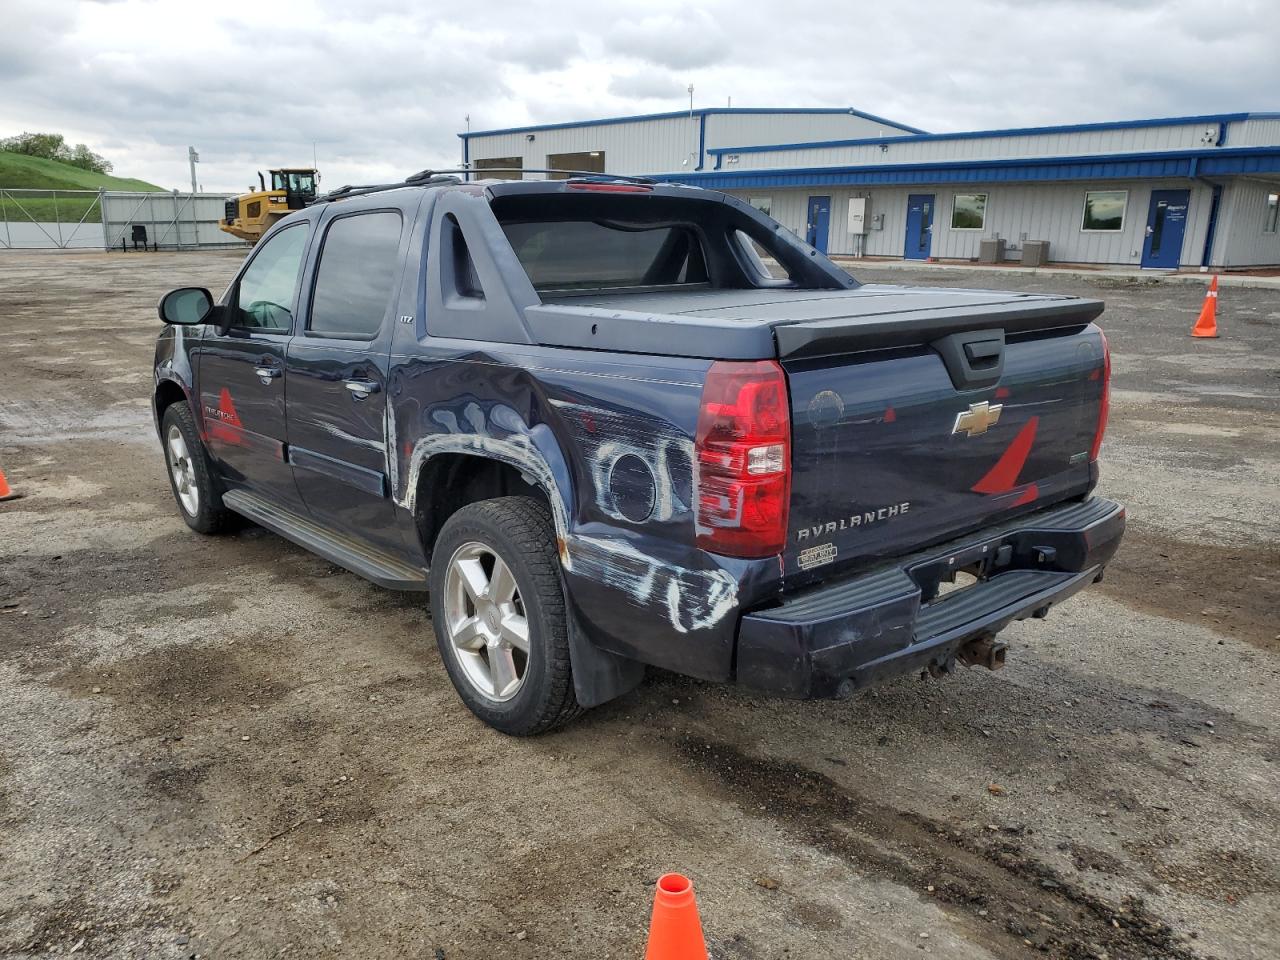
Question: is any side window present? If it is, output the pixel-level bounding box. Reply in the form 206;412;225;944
308;211;404;339
235;223;309;330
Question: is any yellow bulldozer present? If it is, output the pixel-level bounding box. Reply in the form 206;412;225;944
219;168;319;243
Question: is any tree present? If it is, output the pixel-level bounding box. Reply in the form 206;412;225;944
0;132;67;159
0;131;113;174
69;142;112;174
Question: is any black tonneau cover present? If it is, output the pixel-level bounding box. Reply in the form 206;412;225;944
529;285;1104;360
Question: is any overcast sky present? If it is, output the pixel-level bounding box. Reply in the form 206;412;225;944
3;0;1278;193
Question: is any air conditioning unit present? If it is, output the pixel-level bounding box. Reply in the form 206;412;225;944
1022;240;1050;267
979;238;1005;263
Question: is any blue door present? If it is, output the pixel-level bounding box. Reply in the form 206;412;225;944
806;196;831;253
1141;189;1189;269
904;194;935;260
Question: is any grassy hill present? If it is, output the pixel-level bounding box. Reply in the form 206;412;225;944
0;151;166;222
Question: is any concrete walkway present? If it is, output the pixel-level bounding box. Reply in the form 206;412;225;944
831;257;1280;289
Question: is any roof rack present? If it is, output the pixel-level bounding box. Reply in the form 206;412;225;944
313;173;462;204
312;168;656;204
457;168;656;184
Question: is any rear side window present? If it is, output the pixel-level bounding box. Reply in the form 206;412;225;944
308;211;403;338
501;220;706;292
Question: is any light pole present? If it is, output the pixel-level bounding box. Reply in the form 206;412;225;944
187;146;199;193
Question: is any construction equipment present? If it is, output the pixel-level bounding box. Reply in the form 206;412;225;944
218;168;318;243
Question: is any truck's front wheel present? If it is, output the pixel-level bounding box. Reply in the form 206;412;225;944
161;402;233;535
429;497;582;735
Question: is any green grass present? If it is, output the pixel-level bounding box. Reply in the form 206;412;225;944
0;151;166;222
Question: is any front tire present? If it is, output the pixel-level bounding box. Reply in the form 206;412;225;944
161;402;233;535
429;497;582;735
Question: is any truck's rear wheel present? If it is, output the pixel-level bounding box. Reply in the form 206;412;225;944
429;497;582;735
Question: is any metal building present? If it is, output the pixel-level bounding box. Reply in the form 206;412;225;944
459;108;1280;270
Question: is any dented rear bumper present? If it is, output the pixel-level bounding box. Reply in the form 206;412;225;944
734;497;1125;699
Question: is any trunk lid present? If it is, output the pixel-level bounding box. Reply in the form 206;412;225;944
778;286;1107;583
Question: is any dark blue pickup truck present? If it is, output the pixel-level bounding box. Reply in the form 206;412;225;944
153;173;1124;735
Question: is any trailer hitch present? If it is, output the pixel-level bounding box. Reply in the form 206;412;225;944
957;635;1007;671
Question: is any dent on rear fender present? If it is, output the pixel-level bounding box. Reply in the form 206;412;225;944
566;535;738;634
394;396;740;634
552;397;739;632
392;399;572;557
549;399;694;523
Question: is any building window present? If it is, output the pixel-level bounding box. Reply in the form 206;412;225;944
546;151;605;179
1265;193;1279;233
748;196;772;217
1081;190;1128;232
951;193;987;230
472;156;522;180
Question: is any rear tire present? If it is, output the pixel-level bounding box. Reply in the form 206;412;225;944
429;496;582;735
161;402;233;535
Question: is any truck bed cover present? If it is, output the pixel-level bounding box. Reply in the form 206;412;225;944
531;285;1104;359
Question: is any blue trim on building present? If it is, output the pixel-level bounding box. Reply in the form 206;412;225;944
652;147;1280;189
697;113;706;171
704;112;1280;159
1201;183;1223;267
458;106;927;140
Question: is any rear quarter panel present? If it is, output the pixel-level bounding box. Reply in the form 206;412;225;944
385;339;780;682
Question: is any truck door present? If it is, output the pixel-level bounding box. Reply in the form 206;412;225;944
197;221;310;507
284;209;408;555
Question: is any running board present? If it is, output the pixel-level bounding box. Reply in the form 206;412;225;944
221;490;429;592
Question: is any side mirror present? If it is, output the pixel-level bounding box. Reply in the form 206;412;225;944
158;287;213;325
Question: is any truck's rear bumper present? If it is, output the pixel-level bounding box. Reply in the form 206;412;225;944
735;497;1125;698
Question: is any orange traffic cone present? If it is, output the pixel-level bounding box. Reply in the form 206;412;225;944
644;874;709;960
1192;275;1219;338
0;466;20;502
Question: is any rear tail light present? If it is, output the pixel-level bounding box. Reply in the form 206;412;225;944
695;360;791;558
1089;331;1111;462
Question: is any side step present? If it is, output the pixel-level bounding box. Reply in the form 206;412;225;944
222;490;429;592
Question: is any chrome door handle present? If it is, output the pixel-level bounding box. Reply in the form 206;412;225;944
254;365;281;382
344;378;380;399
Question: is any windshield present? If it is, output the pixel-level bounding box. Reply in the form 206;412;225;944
271;172;316;193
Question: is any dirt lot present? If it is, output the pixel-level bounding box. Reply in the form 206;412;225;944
1;251;1277;960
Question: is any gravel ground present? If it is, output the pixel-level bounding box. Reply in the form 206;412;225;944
0;251;1277;960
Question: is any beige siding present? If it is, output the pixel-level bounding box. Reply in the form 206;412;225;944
707;111;917;153
719;121;1226;172
728;181;1220;267
467;116;699;177
465;109;920;178
1215;181;1280;267
1225;118;1280;147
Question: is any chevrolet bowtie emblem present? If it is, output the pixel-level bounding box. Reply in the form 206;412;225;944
952;401;1003;437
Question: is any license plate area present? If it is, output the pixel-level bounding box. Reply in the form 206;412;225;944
934;569;981;601
910;536;1009;604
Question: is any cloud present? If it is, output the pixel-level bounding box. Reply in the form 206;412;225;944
496;32;583;72
607;71;687;101
604;11;729;70
0;0;1276;193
